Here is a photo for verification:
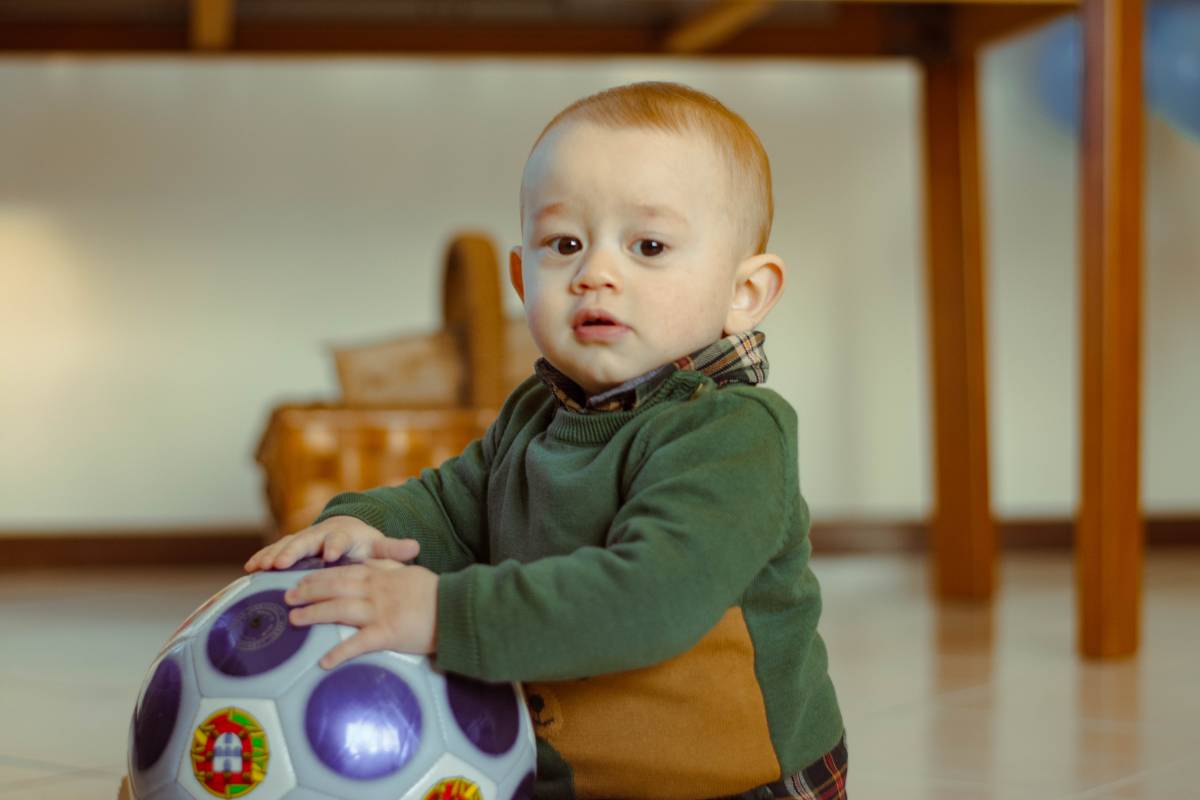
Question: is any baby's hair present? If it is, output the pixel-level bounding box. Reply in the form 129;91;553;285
522;81;773;257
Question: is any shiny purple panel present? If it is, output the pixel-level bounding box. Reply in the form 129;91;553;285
274;555;355;572
305;664;423;780
446;673;520;755
206;589;309;677
133;656;181;770
509;770;535;800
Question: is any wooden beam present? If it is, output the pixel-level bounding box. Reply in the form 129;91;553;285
221;22;662;55
0;10;948;58
952;3;1073;53
1077;0;1145;659
920;51;996;601
0;23;187;51
662;0;775;53
190;0;235;51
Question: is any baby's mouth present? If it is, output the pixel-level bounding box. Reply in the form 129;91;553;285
572;309;630;341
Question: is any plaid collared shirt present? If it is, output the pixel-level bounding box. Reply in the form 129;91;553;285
535;330;770;413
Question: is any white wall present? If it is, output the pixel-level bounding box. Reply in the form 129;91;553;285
1;34;1197;533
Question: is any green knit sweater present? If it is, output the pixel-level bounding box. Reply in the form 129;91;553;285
316;371;843;799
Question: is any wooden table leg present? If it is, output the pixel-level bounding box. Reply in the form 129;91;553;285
920;52;996;600
1077;0;1145;658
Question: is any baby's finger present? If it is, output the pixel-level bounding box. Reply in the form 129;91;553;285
244;540;287;572
270;529;325;569
289;596;372;629
322;526;361;563
285;565;367;605
374;537;420;564
318;627;384;670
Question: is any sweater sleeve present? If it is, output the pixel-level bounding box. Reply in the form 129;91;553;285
312;376;547;573
434;392;800;681
313;433;493;574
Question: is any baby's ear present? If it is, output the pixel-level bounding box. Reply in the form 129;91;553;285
724;253;785;335
508;246;525;302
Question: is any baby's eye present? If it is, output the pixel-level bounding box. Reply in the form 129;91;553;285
547;237;583;256
636;239;666;257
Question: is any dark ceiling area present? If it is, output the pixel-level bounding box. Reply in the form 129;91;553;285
0;0;1071;57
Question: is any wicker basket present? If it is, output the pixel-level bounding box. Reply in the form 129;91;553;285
255;404;496;537
333;232;539;408
255;231;537;538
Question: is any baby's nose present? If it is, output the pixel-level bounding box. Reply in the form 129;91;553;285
570;251;621;293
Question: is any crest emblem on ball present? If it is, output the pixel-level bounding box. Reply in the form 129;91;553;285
423;776;482;800
189;707;270;798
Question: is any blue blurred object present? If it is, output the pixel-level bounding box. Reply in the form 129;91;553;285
1034;2;1200;139
1146;1;1200;139
1034;15;1084;134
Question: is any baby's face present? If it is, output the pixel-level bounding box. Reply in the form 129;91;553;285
514;122;744;396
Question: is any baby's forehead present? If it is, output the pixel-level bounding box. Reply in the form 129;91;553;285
522;123;731;202
537;120;722;164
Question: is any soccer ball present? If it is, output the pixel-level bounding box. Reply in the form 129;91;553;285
126;557;536;800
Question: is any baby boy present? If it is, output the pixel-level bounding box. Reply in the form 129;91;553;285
245;80;847;799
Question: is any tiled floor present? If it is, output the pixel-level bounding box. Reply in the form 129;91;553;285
1;550;1197;799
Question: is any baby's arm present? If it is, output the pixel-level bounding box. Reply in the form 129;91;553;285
249;375;534;575
301;377;541;574
243;379;542;667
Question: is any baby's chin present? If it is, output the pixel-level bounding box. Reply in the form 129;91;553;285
544;358;619;395
571;365;661;396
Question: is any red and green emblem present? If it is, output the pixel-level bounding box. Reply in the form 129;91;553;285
423;777;482;800
189;707;270;798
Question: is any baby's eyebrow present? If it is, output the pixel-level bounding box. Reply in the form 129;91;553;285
531;201;689;228
533;202;568;223
628;203;689;227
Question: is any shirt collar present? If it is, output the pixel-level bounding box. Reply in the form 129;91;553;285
535;330;769;414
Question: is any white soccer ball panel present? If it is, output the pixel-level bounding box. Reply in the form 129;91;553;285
398;753;498;800
176;697;295;800
128;642;202;800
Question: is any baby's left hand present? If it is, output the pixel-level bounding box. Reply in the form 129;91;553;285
284;560;439;670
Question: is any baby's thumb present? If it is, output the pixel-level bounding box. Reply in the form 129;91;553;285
374;537;421;564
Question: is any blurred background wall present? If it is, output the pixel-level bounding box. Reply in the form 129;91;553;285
2;28;1197;534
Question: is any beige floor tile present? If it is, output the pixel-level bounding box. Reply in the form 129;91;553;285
0;676;132;773
846;700;1184;796
849;775;1035;800
1068;756;1200;799
0;759;64;786
0;771;125;799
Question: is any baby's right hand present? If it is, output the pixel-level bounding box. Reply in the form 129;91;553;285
243;516;420;573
